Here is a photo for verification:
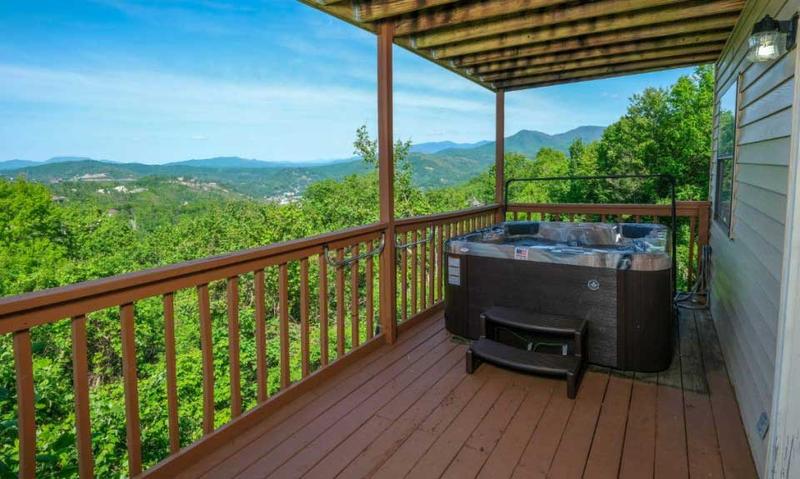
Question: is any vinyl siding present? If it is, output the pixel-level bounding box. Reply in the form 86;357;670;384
710;0;796;475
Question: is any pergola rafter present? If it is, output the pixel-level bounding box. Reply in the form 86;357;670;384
302;0;745;91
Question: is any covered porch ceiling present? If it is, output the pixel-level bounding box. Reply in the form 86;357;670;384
302;0;746;91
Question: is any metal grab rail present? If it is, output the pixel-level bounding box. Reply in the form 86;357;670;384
395;230;434;251
323;233;385;268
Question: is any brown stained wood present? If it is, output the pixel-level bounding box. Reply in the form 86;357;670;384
428;227;435;307
366;245;374;339
619;376;657;479
71;315;94;477
655;381;688;477
420;230;428;310
688;215;697;284
415;0;684;48
254;270;268;402
300;258;310;378
694;311;758;479
120;303;142;475
336;249;346;358
401;232;409;322
436;225;444;302
376;369;512;478
472;33;730;73
350;244;360;348
496;53;719;89
163;294;180;454
0;222;386;334
441;381;529;479
14;329;36;479
198;284;214;434
226;277;241;418
432;1;743;59
193;318;446;479
279;263;290;389
548;371;610;478
411;230;418;315
680;312;724;478
318;256;329;367
393;0;571;36
583;373;634;479
511;382;576;478
376;22;397;344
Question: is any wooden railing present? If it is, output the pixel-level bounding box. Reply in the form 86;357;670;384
0;201;711;478
506;201;711;286
0;222;388;478
394;205;500;324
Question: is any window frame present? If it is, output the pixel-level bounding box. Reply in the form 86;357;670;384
714;74;740;237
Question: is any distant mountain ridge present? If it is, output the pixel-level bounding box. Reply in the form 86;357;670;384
2;126;606;195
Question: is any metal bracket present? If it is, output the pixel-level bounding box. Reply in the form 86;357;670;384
323;233;385;269
395;230;434;251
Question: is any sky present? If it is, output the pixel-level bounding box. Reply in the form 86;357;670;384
0;0;698;165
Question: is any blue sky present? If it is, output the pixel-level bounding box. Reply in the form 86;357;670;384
0;1;697;164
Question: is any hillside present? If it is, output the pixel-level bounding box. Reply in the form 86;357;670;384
2;126;605;196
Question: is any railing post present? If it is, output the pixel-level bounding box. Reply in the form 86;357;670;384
495;89;505;223
377;21;397;344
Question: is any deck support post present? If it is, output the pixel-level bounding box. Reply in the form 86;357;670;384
495;89;505;222
377;21;397;344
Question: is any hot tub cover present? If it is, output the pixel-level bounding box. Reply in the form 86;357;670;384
446;221;671;271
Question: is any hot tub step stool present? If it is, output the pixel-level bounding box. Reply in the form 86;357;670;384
467;307;588;398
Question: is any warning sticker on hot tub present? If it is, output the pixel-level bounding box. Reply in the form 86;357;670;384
447;257;461;286
514;247;529;260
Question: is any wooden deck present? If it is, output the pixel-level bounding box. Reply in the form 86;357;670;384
178;308;757;479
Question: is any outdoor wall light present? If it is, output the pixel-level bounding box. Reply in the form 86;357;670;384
747;13;798;62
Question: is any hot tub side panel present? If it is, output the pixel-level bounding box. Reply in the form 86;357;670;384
446;254;619;368
617;268;674;371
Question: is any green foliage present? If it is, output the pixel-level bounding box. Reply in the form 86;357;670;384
0;67;714;477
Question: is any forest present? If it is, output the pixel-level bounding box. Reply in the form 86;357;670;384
0;66;713;477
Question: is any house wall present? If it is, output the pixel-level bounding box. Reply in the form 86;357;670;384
710;0;798;476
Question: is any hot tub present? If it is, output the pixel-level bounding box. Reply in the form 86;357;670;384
445;221;674;372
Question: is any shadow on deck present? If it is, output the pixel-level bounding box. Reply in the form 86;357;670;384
178;308;757;479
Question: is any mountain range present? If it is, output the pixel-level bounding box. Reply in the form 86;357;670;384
2;126;605;198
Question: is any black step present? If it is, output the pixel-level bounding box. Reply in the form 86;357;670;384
467;337;582;398
481;307;586;336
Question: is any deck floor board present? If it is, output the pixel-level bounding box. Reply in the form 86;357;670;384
185;309;757;479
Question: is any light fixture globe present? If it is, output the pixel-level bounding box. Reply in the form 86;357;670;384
746;13;798;63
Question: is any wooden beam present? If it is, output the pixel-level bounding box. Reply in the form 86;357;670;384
393;0;573;36
431;1;744;59
469;32;730;74
495;89;505;217
495;53;717;90
413;0;685;48
356;0;460;22
377;21;398;344
480;43;724;82
454;17;738;66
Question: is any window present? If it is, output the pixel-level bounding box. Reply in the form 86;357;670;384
715;80;738;233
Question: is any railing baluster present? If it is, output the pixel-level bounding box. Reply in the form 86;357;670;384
300;258;310;378
420;230;427;310
335;250;345;357
255;270;268;402
401;233;408;322
366;243;374;339
428;227;435;307
350;244;360;348
411;230;418;315
197;284;214;434
71;315;94;477
14;329;36;479
689;215;697;285
436;224;444;302
635;215;642;223
226;277;241;418
163;294;180;453
318;256;329;367
120;303;142;475
279;263;290;388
